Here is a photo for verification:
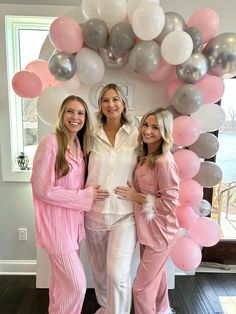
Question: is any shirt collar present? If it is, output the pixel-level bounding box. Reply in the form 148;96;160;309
94;119;136;136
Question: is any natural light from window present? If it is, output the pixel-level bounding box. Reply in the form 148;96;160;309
6;16;54;171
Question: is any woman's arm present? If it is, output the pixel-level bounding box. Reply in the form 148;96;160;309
114;181;146;204
31;135;94;211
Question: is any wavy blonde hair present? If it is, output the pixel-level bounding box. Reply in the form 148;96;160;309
55;95;93;179
96;83;131;125
138;107;174;168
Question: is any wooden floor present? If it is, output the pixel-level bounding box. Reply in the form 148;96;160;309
0;273;236;313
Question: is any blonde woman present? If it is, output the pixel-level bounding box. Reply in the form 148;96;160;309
115;108;179;314
85;84;139;314
31;95;108;314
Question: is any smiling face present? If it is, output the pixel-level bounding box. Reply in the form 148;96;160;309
100;88;125;122
140;114;163;151
62;100;86;138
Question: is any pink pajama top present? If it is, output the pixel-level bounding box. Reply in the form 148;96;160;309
133;151;180;251
31;134;94;255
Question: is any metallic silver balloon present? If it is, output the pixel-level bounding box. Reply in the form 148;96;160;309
203;32;236;78
128;41;161;75
109;22;136;55
172;84;203;115
193;161;223;188
194;199;212;217
155;11;185;44
176;52;208;83
48;52;76;81
83;18;109;49
185;26;202;50
189;133;219;159
98;46;128;69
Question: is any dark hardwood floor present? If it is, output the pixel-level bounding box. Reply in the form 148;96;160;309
0;273;236;313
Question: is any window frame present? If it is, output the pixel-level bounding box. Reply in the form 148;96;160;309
0;4;75;182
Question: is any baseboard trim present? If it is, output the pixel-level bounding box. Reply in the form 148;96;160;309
0;260;36;275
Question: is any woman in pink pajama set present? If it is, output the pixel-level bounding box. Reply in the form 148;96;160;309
115;107;179;314
31;95;108;314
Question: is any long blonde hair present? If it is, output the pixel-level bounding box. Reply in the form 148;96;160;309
138;108;174;168
96;83;131;125
55;95;93;179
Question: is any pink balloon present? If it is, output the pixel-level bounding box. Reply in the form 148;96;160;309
173;116;200;146
171;237;202;271
179;179;203;206
167;78;184;98
49;16;83;54
195;75;225;104
148;58;174;82
25;59;58;90
176;205;198;228
12;71;42;98
173;149;200;179
187;8;220;44
188;217;221;247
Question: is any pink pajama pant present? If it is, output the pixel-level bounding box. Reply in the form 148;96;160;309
48;250;86;314
133;245;172;314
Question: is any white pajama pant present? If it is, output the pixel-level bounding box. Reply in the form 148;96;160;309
48;250;86;314
85;212;137;314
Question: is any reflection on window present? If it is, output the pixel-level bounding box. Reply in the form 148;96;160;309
5;16;54;170
217;78;236;183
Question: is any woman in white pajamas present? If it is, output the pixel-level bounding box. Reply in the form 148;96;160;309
85;83;139;314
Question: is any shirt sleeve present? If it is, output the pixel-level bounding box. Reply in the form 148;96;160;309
155;156;179;212
30;135;94;212
143;155;179;219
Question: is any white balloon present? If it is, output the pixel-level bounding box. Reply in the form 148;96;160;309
127;0;160;22
59;74;81;93
161;30;193;65
191;104;226;132
97;0;127;28
81;0;99;20
132;2;165;41
36;86;69;126
75;48;105;85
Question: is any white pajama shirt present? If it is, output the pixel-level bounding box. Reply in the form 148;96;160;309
85;120;139;314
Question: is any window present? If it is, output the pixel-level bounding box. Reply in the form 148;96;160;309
5;16;55;172
0;4;75;182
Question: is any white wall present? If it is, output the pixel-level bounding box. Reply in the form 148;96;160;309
0;0;236;274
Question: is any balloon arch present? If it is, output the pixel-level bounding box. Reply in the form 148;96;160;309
12;0;236;271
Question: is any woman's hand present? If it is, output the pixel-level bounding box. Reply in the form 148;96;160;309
92;185;110;201
115;181;146;204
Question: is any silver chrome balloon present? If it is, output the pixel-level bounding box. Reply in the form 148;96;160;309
109;22;136;55
194;199;212;217
172;84;203;115
193;161;223;188
98;46;128;69
128;41;161;75
185;26;202;50
155;11;185;44
176;52;208;83
48;52;76;81
203;32;236;78
83;18;109;50
189;133;219;159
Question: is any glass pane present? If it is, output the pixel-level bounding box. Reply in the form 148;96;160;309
215;78;236;240
19;29;48;167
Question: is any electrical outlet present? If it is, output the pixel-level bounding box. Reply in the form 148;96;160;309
18;228;27;241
